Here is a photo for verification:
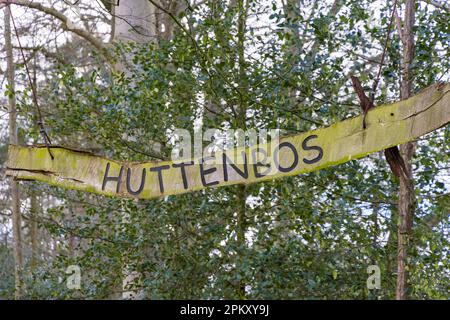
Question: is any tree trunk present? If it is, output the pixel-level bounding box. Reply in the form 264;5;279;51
112;0;158;300
30;54;40;273
396;0;415;300
4;6;24;299
235;0;249;299
114;0;156;43
29;191;39;271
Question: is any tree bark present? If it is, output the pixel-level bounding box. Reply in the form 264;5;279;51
4;5;24;299
234;0;250;299
29;191;39;271
113;0;156;43
112;0;159;300
396;0;416;300
3;0;112;61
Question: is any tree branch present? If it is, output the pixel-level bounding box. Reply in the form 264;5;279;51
422;0;450;11
1;0;113;61
394;6;405;46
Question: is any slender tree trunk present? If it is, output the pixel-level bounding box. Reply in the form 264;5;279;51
396;0;415;300
114;0;156;43
29;53;40;272
3;231;8;247
112;0;158;299
236;184;247;298
4;6;24;299
235;0;249;299
30;191;39;271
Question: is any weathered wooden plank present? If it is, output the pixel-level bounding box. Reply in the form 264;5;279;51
6;83;450;199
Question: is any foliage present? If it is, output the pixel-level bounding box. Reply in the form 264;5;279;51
0;0;448;299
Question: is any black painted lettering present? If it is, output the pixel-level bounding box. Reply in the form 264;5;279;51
223;152;248;181
126;167;146;196
102;162;124;193
302;135;323;164
172;161;194;190
150;165;171;193
251;148;271;178
200;157;219;187
274;142;299;173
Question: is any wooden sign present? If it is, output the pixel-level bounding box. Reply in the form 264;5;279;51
6;83;450;199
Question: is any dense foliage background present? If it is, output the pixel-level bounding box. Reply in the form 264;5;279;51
0;0;448;299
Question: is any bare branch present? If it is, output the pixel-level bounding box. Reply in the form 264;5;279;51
422;0;450;11
394;7;405;46
1;0;113;61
